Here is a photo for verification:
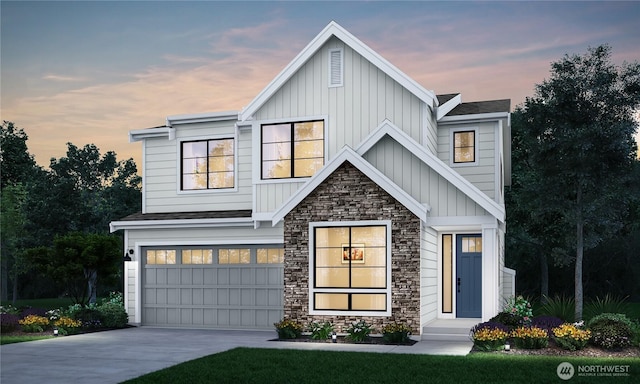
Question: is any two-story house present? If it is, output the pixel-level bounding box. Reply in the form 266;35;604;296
110;21;515;338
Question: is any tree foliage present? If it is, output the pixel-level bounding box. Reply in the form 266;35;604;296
507;45;640;319
0;121;141;301
24;233;121;305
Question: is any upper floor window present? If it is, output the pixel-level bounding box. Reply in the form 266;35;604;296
261;120;324;179
453;130;476;164
181;138;234;190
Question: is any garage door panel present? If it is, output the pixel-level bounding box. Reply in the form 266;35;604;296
203;288;215;305
167;269;180;284
142;246;284;329
217;269;229;284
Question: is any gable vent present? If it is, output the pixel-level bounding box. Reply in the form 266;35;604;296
329;48;343;87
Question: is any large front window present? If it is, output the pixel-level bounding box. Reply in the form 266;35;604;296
311;223;390;314
181;138;234;190
261;120;324;179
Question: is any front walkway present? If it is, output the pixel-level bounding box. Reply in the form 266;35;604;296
0;327;472;384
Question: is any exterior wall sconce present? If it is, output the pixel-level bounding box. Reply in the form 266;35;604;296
124;249;133;262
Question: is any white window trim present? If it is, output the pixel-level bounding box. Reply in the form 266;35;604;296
176;132;239;194
449;127;479;167
308;220;392;317
252;116;328;185
328;48;344;88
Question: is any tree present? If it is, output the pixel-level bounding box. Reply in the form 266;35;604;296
513;45;640;320
34;143;141;236
0;121;39;301
0;121;37;189
25;233;121;305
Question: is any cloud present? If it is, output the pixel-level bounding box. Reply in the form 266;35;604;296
42;74;88;82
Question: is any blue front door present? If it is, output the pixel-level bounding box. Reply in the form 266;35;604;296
456;234;482;318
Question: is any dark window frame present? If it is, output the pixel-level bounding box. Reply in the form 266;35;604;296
180;138;235;190
312;225;387;312
260;120;324;180
453;130;476;164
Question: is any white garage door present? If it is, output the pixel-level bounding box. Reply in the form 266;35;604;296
142;246;284;329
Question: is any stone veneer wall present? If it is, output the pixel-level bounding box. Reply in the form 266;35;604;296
283;162;421;334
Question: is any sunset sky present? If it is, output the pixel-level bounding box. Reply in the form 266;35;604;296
2;1;639;170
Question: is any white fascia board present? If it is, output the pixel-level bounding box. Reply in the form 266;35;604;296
129;127;173;142
271;146;428;226
439;112;510;124
356;120;505;223
436;94;462;120
240;21;437;122
109;217;254;233
166;111;239;126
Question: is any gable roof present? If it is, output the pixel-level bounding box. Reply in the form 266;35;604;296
240;21;438;122
271;146;429;226
356;120;506;223
447;99;511;116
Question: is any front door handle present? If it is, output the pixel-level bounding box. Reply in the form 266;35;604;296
457;277;461;293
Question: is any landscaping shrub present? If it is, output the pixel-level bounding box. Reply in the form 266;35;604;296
510;326;548;349
382;322;412;344
631;320;640;348
274;318;303;339
552;323;591;351
346;320;373;342
98;302;128;328
72;307;103;328
587;313;633;349
503;295;533;324
0;305;21;315
308;321;334;341
54;316;82;335
0;313;20;333
20;307;48;318
531;316;563;337
489;312;523;329
540;295;575;323
470;322;509;351
583;294;629;321
19;314;50;333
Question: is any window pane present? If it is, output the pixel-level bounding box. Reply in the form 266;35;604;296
315;267;349;287
183;174;207;190
208;172;234;189
183;158;207;174
351;266;386;288
454;131;475;163
262;142;291;161
182;249;213;265
218;249;228;264
269;248;284;264
257;249;267;264
182;141;207;158
294;121;323;140
294;140;324;158
315;293;348;310
262;124;291;143
294;158;324;177
208;155;234;172
442;234;453;313
209;139;233;156
239;248;250;264
351;294;386;311
351;226;386;247
315;247;343;267
262;160;291;179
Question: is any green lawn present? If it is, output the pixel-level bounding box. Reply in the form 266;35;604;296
0;334;54;345
122;348;639;384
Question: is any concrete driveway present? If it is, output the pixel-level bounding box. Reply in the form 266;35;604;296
0;327;472;384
